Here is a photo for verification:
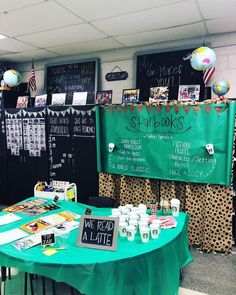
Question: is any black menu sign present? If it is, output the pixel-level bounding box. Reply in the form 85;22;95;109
77;215;119;251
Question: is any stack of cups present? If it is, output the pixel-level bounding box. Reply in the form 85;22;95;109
170;198;180;217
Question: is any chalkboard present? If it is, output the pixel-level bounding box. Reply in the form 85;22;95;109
77;215;119;251
136;48;204;101
96;103;236;186
46;59;98;105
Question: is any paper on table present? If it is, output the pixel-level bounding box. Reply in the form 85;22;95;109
0;228;28;245
0;213;22;226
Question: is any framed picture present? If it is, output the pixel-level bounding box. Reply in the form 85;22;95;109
72;92;88;105
34;94;47;107
122;89;140;103
149;86;169;102
178;85;200;101
16;96;29;108
51;93;66;106
96;90;112;105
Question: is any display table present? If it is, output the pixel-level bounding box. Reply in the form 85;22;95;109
0;199;192;295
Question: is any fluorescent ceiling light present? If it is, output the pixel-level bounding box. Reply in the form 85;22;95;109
0;34;7;40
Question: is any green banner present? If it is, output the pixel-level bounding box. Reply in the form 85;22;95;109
96;103;236;186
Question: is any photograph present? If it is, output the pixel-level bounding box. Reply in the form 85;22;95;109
178;85;200;101
96;90;112;104
72;92;88;105
35;94;47;107
149;86;169;102
16;96;29;108
122;89;140;103
51;93;66;106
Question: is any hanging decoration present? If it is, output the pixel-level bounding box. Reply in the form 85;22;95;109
190;46;216;71
3;69;21;87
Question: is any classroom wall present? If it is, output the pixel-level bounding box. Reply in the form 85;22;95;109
15;31;236;103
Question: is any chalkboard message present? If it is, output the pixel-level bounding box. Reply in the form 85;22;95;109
77;215;119;251
96;103;236;186
46;59;98;105
136;48;204;101
41;233;55;247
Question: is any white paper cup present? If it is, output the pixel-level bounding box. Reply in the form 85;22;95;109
125;204;134;210
151;219;162;228
139;220;149;230
140;227;150;243
140;213;149;220
121;208;130;215
138;204;147;214
119;222;128;237
119;215;129;223
170;198;180;217
129;219;138;232
129;214;139;221
150;223;160;239
118;206;126;212
126;225;136;241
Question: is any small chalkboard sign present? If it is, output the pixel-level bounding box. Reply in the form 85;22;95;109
85;208;92;215
41;233;55;247
77;215;119;251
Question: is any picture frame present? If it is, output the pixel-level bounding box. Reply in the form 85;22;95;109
51;93;66;106
178;85;200;101
16;96;29;108
34;94;47;107
149;86;169;102
96;90;112;105
72;92;88;105
122;89;140;103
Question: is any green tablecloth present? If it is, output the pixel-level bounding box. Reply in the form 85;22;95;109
0;199;192;295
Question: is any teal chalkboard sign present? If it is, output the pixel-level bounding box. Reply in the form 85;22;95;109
96;103;236;186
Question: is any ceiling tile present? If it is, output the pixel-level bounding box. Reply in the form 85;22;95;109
0;38;37;52
48;38;123;55
17;23;107;47
92;1;201;36
0;1;83;37
206;16;236;34
197;0;236;19
0;0;43;11
115;23;204;47
0;49;59;62
56;0;184;21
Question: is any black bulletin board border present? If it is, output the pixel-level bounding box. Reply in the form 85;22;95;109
45;58;99;106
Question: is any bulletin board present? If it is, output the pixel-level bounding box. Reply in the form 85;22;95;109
96;103;236;186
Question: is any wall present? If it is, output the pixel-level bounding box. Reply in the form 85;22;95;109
16;32;236;103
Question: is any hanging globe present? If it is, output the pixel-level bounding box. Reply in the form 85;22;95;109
190;46;216;71
212;80;230;97
3;69;21;87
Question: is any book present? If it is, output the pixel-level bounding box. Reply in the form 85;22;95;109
51;93;66;106
0;228;28;245
178;85;200;101
122;89;140;103
20;218;52;234
52;220;80;235
96;90;112;104
16;96;29;108
149;86;169;102
12;228;53;251
0;213;22;226
57;210;80;221
34;94;47;107
3;198;47;213
72;92;87;105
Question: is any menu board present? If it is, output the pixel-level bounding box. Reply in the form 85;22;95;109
22;109;46;157
71;106;96;138
96;103;236;186
46;59;98;105
47;106;73;183
5;109;23;156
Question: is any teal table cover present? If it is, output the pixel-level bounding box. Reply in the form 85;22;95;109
0;199;192;295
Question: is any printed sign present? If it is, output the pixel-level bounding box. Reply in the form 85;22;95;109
77;215;118;251
41;233;55;247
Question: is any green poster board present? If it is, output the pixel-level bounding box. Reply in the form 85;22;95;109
96;103;235;186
